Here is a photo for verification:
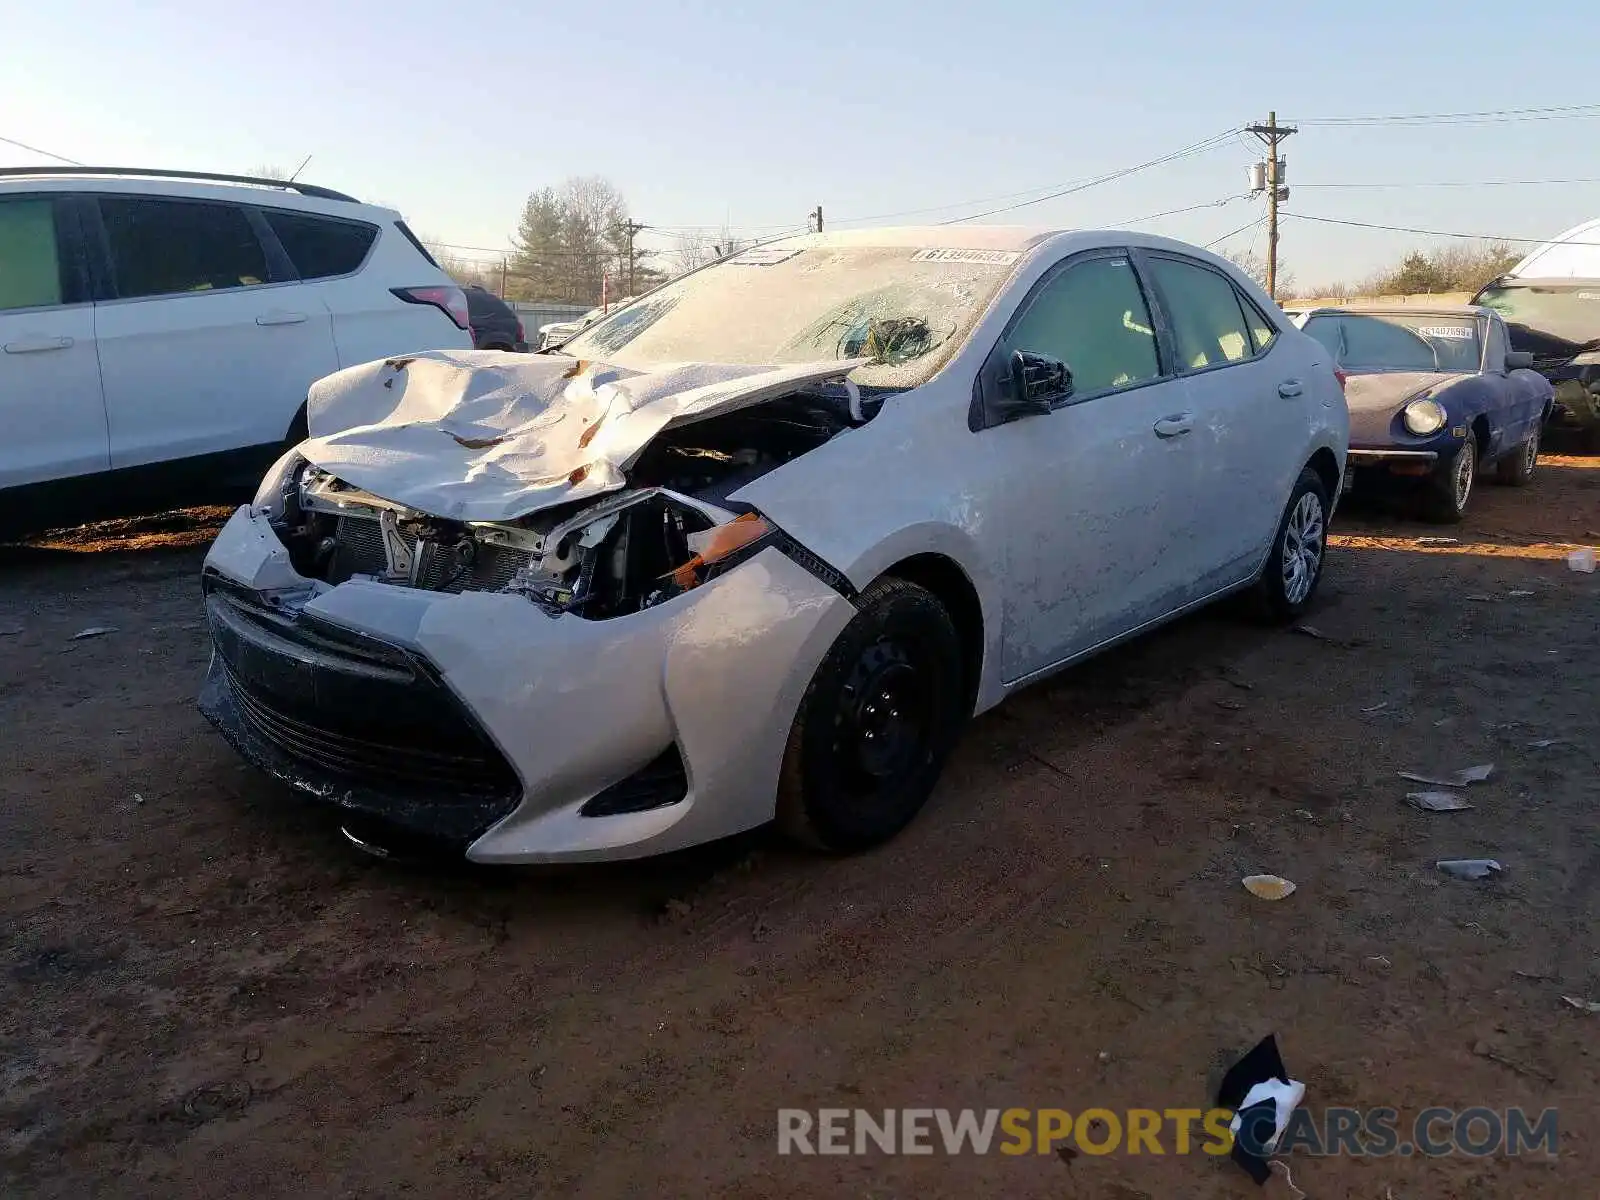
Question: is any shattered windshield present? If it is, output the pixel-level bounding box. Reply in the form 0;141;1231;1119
1303;313;1482;373
561;244;1021;387
1475;283;1600;348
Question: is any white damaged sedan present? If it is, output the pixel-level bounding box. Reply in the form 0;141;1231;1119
199;227;1347;862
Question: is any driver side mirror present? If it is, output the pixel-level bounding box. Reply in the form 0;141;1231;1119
997;350;1073;420
1504;350;1534;370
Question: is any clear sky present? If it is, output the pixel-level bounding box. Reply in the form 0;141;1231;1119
4;0;1596;289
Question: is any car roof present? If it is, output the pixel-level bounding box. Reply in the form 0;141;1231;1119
0;169;398;220
1302;304;1496;320
757;225;1266;284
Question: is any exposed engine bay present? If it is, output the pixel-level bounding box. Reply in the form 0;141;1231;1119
266;388;874;619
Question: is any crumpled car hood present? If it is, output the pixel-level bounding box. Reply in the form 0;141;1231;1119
1341;370;1465;413
300;350;864;522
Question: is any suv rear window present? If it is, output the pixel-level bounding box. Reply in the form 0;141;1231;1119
264;210;377;279
100;197;268;298
0;198;63;310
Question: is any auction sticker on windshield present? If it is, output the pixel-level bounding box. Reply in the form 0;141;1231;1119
911;249;1022;265
1416;326;1474;339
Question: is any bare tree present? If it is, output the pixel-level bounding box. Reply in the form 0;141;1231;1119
669;224;747;277
1223;248;1294;298
507;177;665;303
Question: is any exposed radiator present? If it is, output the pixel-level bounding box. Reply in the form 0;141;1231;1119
327;515;534;594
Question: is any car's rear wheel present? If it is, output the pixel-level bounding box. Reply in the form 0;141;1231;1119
776;578;966;852
1254;467;1329;622
1423;432;1477;523
1494;428;1539;486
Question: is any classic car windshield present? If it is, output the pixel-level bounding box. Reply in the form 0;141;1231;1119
1475;283;1600;348
1303;313;1481;372
560;244;1020;387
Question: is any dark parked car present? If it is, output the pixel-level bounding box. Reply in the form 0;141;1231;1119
1302;305;1552;522
1471;276;1600;450
463;285;527;351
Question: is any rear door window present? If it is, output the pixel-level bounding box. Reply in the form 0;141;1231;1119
1149;256;1255;369
0;198;65;310
99;197;269;299
263;210;377;279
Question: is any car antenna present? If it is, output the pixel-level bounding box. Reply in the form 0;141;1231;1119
287;154;312;184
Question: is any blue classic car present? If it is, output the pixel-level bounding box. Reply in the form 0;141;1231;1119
1302;306;1553;522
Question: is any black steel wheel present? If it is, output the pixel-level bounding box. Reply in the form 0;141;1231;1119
1423;432;1477;523
777;578;966;851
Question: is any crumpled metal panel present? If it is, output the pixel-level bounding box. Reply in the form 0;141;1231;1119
298;349;863;523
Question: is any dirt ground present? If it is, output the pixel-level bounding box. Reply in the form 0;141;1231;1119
3;448;1598;1200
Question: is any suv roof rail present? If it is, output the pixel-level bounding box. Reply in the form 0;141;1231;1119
0;166;358;203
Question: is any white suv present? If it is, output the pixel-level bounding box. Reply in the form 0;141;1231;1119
0;167;473;537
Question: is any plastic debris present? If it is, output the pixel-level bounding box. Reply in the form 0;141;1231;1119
1508;589;1535;597
1406;791;1473;812
1465;594;1493;602
1399;764;1493;787
1526;738;1564;749
1242;875;1297;900
132;793;145;805
1361;701;1389;713
1437;859;1502;880
70;626;118;640
1217;1035;1305;1185
1560;996;1600;1014
1567;548;1596;573
1292;623;1329;641
1415;536;1459;546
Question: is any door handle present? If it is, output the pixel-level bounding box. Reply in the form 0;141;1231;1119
1278;379;1304;398
1153;413;1194;439
3;336;73;354
256;311;308;326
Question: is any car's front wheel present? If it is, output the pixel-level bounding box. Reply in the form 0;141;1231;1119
1424;432;1478;523
777;577;966;852
1495;428;1539;486
1254;467;1329;622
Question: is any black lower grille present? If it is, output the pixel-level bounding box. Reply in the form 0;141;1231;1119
224;662;512;797
203;585;522;832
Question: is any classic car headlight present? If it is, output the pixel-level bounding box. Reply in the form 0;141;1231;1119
1402;398;1447;436
252;448;308;520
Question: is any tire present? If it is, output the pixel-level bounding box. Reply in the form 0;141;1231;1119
776;578;966;852
1494;427;1539;486
1254;467;1330;622
1423;432;1477;523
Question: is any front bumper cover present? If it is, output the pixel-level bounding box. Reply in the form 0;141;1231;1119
198;506;855;863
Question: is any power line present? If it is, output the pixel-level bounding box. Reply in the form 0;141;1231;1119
0;134;84;166
1294;177;1600;190
1288;103;1600;127
938;128;1242;225
1204;216;1266;250
1282;211;1600;247
1112;193;1250;228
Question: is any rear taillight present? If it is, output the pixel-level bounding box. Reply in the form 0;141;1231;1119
390;286;471;331
1333;368;1348;392
516;318;526;342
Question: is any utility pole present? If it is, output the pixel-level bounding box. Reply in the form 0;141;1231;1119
809;204;823;233
621;220;646;295
499;256;508;300
1245;111;1296;300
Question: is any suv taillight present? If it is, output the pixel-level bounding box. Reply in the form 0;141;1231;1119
391;286;471;331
